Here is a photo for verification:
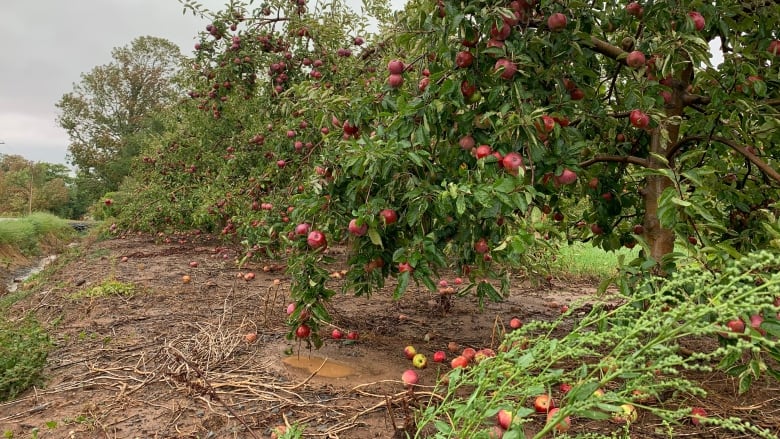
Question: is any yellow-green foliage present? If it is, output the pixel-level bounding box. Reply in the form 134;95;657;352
70;279;136;299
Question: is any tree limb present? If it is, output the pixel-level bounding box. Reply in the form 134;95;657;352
579;154;649;168
667;135;780;183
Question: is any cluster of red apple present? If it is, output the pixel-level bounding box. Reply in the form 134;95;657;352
490;395;570;437
286;303;359;341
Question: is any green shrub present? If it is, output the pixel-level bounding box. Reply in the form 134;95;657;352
415;251;780;439
0;317;50;401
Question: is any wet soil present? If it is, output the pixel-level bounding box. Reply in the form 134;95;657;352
0;232;778;438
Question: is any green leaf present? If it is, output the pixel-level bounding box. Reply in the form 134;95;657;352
738;371;753;394
394;272;411;300
368;228;383;247
456;194;466;216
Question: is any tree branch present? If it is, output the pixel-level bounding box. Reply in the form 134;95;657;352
667;135;780;183
579;154;649;168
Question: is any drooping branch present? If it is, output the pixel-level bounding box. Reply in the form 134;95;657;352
579;154;649;168
667;135;780;183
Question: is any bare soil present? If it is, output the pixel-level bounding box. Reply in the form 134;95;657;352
0;233;778;438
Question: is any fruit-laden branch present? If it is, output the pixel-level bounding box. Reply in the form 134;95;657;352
589;37;631;65
579;154;649;168
667;135;780;183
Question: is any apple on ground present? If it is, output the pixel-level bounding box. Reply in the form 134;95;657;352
331;329;343;339
412;353;428;369
496;409;512;429
691;407;707;426
726;318;746;334
245;332;258;343
401;369;419;388
509;317;522;330
461;347;477;361
613;403;638;423
346;330;359;340
450;355;469;369
433;351;447;363
534;395;555;413
546;408;571;433
404;345;417;360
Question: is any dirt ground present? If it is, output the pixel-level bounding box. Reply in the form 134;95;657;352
0;232;778;438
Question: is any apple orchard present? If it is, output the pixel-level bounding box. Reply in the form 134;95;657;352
112;0;780;434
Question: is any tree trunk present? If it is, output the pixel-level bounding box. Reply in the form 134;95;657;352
643;78;688;267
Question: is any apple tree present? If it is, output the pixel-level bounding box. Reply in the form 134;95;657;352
115;0;780;345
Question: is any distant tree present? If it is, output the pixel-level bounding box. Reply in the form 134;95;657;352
0;155;72;216
56;36;184;203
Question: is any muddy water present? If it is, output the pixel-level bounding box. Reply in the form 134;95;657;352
283;355;357;378
4;255;58;294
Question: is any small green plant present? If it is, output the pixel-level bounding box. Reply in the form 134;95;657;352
414;251;780;438
69;279;136;300
0;317;51;401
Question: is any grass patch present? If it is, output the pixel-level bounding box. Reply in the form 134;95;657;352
69;279;136;300
0;317;50;401
0;212;75;256
551;242;639;279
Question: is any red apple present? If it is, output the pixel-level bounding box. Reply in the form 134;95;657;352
591;223;604;235
380;209;398;225
455;51;474;68
546;408;571;433
691;407;707;426
418;77;430;92
726;318;745;334
626;2;643;17
462;347;476;361
459;135;475;150
433;351;447;363
450;355;469;368
387;74;404;88
633;224;645;234
307;230;327;249
750;314;765;335
769;40;780;56
509;317;522;330
629;109;650;128
295;324;311;338
547;13;567;31
555;168;578;185
496;409;512;429
388;59;404;74
401;369;419;387
295;223;311;236
348;218;368;236
398;262;413;273
534;395;555;413
474;238;490;254
688;11;705;31
588;177;599;189
494;58;517;80
286;303;296;315
490;21;511;40
559;382;572;393
346;330;359;340
475;144;492;158
569;88;585;100
404;345;417;360
331;329;343;339
626;50;646;68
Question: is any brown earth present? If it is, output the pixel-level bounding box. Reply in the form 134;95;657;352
0;232;778;438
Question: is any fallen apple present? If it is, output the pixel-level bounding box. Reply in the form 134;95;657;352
404;345;417;360
401;369;419;387
534;394;555;413
412;353;428;369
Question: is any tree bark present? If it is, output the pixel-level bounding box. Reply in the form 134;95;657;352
643;78;688;266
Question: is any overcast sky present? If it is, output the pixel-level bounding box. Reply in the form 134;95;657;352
1;1;719;167
0;0;259;165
